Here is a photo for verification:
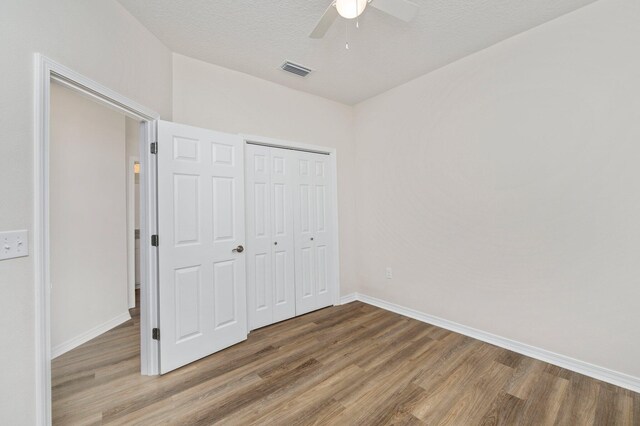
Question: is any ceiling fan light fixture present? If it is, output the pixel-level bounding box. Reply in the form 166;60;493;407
335;0;367;19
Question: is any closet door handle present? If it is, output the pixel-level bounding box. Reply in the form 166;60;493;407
232;245;244;253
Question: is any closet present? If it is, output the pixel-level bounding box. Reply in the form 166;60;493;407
246;143;335;330
153;120;339;373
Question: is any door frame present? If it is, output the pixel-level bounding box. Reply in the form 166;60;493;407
241;134;341;308
34;54;161;425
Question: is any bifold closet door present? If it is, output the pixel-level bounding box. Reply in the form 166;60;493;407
293;151;334;315
246;144;296;330
270;149;296;323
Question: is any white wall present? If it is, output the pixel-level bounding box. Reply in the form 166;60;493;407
0;1;172;422
353;0;640;379
50;83;129;352
172;54;358;295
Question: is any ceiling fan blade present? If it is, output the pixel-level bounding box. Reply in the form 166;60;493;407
309;2;339;38
369;0;419;22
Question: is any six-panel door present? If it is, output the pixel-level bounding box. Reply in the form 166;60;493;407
157;120;247;374
246;144;296;330
293;151;334;315
270;149;297;323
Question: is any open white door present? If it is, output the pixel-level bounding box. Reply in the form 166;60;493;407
157;120;247;374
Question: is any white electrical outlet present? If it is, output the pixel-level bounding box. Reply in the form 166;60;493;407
0;230;29;261
385;267;393;279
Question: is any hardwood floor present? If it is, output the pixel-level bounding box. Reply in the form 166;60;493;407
52;299;640;425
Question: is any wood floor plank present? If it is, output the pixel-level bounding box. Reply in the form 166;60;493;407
514;372;569;425
616;392;635;426
336;336;433;424
594;382;620;426
634;392;640;425
435;360;514;425
479;390;526;426
52;297;639;425
553;372;600;425
409;332;476;388
504;357;548;401
354;383;428;425
233;365;360;425
411;343;502;422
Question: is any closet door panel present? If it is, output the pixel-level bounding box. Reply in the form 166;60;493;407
246;144;273;330
293;154;318;315
270;150;296;322
312;155;333;308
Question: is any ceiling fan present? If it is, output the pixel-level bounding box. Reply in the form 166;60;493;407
309;0;419;39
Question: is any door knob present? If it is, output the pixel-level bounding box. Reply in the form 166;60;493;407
233;245;244;253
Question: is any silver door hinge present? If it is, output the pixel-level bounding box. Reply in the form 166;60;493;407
151;235;159;247
152;328;160;340
150;142;158;154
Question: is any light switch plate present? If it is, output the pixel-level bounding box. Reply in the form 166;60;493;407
0;230;29;261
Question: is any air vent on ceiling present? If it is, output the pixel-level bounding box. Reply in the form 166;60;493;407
281;61;313;77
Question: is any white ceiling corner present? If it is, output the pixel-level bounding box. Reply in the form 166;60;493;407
116;0;600;105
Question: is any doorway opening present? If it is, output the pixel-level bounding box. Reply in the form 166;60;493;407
34;55;160;425
49;83;143;359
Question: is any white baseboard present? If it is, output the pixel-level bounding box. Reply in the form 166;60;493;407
339;293;358;304
51;311;131;359
339;292;640;393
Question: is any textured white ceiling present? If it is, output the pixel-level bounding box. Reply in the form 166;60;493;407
116;0;598;105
